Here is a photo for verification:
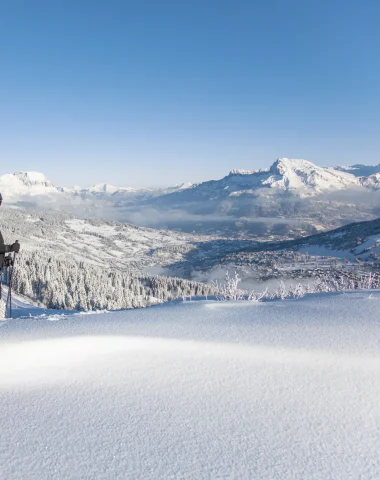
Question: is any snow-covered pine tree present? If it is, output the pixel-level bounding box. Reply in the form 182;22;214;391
7;250;217;311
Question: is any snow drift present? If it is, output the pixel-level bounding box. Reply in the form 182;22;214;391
1;291;380;479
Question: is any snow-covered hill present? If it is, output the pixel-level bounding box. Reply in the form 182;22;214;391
0;207;221;273
246;216;380;261
1;291;380;479
185;216;380;290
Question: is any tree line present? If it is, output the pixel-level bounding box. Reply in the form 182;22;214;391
5;250;216;311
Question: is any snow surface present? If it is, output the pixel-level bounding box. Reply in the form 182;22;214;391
354;234;380;256
66;219;119;237
1;292;380;479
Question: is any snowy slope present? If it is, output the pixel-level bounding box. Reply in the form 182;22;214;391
208;218;380;282
0;207;219;273
249;217;380;260
1;291;380;479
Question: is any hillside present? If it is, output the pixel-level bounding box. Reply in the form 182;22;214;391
242;216;380;259
1;291;380;479
184;217;380;290
0;206;220;273
0;206;292;282
3;205;380;290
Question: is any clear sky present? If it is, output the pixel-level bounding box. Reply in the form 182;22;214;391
0;0;379;187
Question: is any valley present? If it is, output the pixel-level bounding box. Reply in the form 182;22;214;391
2;157;380;238
2;158;380;309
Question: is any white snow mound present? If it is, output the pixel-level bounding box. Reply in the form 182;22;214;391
1;291;380;479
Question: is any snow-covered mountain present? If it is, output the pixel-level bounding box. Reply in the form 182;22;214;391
335;163;380;177
360;173;380;189
85;183;135;194
0;171;59;199
265;158;359;192
75;183;155;202
0;172;161;205
154;158;362;206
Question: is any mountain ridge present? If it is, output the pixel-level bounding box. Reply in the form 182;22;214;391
155;158;364;203
1;158;379;200
1;159;380;237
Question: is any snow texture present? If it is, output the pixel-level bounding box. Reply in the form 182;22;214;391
1;291;380;479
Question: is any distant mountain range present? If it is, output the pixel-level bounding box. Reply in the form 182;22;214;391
2;158;380;201
0;170;194;202
151;158;365;205
2;158;380;236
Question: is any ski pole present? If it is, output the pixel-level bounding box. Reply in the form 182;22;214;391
6;245;18;319
5;266;10;318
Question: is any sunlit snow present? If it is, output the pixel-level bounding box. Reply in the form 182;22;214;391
1;292;380;479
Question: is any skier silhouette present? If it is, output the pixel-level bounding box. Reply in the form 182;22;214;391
0;192;21;269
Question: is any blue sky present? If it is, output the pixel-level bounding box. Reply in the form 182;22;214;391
0;0;379;187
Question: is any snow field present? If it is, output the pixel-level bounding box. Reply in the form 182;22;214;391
1;292;380;479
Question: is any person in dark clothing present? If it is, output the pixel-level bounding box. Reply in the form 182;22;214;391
0;192;21;269
0;233;20;268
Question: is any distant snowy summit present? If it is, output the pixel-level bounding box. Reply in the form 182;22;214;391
0;170;194;203
14;171;55;188
0;171;58;198
154;158;373;205
335;163;380;177
265;158;358;192
1;158;380;204
0;171;136;200
228;157;361;193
